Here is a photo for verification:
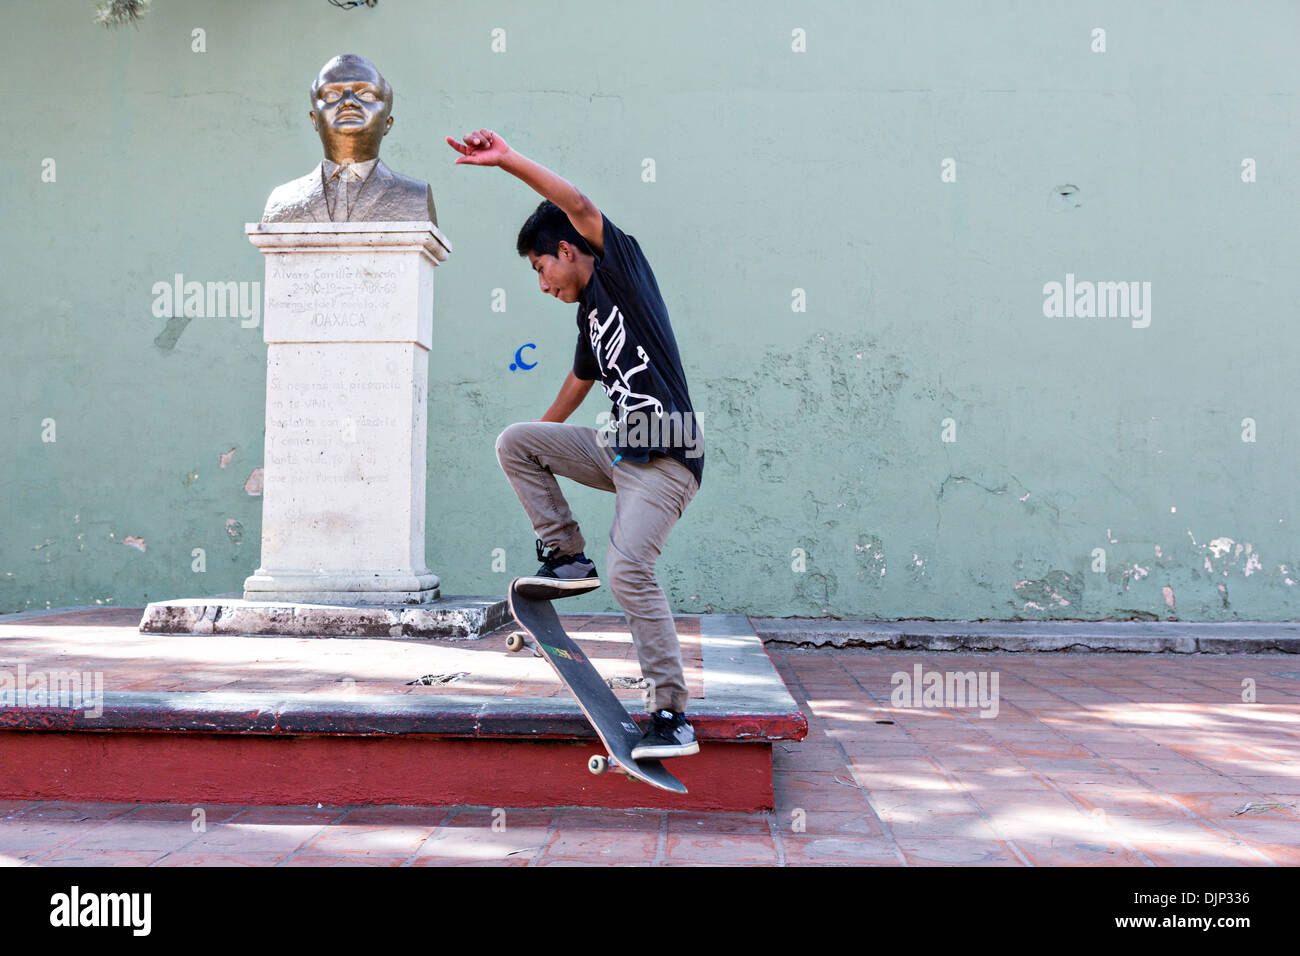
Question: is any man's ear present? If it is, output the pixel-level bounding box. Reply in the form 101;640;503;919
557;241;572;261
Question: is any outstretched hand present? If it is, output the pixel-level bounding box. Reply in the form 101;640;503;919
446;128;511;166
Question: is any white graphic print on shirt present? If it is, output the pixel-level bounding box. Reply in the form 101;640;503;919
588;305;665;423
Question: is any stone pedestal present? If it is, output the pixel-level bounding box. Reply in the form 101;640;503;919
242;221;448;605
139;221;511;639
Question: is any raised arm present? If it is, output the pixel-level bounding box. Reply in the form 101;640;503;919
447;129;604;256
539;370;596;423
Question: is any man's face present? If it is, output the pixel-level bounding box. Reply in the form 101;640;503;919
528;245;585;303
310;60;392;162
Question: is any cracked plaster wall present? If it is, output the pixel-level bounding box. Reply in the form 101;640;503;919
2;2;1297;621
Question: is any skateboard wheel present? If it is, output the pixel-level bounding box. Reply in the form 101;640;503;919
588;755;608;775
506;632;528;653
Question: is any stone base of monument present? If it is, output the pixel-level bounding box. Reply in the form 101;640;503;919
138;595;510;640
242;569;444;606
0;608;806;812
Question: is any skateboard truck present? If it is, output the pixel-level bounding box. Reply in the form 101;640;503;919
587;754;639;780
505;631;542;657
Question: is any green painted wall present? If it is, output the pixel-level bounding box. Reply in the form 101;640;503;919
2;1;1297;620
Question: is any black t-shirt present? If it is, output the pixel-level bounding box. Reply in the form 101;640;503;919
572;213;704;489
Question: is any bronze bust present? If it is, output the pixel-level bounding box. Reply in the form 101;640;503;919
262;54;437;224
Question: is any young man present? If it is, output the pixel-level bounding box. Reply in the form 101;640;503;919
447;128;704;760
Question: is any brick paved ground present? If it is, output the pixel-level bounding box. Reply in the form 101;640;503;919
1;647;1296;866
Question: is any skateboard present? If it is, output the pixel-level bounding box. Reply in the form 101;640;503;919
506;578;687;793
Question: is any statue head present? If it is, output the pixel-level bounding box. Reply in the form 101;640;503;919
309;54;393;164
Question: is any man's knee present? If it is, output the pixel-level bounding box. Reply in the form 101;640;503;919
495;421;531;463
606;544;659;604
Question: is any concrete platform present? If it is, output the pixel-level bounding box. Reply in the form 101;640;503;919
0;607;807;812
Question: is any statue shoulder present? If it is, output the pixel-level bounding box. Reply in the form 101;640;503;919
377;163;427;192
376;162;437;225
261;166;324;223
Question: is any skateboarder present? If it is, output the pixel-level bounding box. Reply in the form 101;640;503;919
447;128;704;760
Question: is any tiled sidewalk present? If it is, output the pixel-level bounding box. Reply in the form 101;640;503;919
2;647;1297;866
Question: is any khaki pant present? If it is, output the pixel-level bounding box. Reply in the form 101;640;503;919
494;422;700;712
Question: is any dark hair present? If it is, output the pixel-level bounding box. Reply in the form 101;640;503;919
516;200;592;258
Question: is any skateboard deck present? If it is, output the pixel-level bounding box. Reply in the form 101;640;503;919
507;579;687;794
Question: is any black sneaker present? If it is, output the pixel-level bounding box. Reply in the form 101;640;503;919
631;709;699;760
513;539;601;599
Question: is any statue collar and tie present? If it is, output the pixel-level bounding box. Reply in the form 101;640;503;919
321;157;379;221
